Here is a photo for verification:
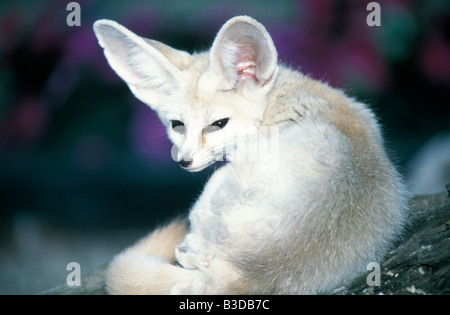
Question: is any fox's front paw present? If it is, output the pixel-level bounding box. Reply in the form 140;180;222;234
170;279;207;294
175;245;210;269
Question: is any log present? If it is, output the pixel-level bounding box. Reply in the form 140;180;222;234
43;184;450;295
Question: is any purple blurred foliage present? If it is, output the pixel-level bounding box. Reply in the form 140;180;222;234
269;0;389;90
0;96;49;149
420;30;450;86
189;2;249;39
121;4;162;36
0;7;21;51
129;100;172;166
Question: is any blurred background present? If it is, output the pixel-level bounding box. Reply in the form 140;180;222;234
0;0;449;294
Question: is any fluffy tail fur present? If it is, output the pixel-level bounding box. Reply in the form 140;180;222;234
106;218;205;294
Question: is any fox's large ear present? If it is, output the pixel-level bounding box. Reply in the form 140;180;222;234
207;16;278;91
93;20;192;108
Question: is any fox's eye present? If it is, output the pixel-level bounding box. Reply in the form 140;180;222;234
204;118;229;134
212;118;229;128
171;120;185;134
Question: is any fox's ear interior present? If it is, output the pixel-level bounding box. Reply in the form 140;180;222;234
93;19;192;108
208;16;278;91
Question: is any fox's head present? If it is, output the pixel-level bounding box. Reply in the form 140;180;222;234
93;16;278;172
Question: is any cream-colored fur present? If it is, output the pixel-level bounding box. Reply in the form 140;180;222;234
93;16;408;294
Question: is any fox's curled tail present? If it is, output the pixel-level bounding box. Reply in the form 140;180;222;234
106;218;206;294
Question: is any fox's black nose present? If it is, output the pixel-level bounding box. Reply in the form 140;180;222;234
179;159;192;168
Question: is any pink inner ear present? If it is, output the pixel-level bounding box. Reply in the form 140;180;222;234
237;61;257;81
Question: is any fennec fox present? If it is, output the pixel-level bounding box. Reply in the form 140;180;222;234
93;16;408;294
